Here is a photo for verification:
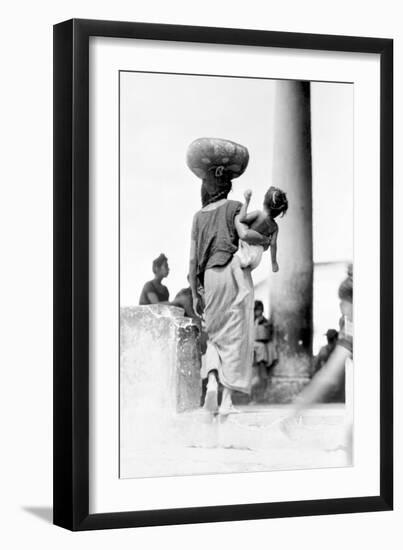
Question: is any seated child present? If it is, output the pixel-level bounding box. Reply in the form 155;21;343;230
236;187;288;271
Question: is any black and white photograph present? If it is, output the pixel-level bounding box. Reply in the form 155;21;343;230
119;71;354;479
0;0;397;542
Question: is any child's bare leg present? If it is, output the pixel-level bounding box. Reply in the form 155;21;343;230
233;253;245;280
270;229;279;272
232;255;250;305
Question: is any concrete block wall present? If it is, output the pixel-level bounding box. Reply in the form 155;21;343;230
120;304;201;461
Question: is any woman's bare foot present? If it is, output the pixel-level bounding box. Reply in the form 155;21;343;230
219;387;240;416
203;372;218;413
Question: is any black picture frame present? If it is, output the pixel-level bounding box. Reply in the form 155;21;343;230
53;18;393;531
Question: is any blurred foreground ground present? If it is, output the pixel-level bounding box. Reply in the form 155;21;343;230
120;404;351;479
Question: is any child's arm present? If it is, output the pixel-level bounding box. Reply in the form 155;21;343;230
270;229;279;272
239;189;260;226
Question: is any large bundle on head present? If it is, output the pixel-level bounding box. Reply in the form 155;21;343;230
186;137;249;181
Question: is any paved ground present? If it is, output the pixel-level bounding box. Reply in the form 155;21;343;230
120;404;352;479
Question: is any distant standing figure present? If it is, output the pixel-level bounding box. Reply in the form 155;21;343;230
251;300;278;403
312;329;339;375
139;253;170;305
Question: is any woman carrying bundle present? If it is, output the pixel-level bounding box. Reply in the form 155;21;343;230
187;138;270;416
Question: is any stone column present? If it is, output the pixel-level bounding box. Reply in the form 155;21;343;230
266;80;314;403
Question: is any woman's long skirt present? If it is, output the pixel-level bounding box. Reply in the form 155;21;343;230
201;256;254;394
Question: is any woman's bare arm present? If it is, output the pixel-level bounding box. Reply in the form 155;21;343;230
293;345;351;415
146;291;160;304
188;216;203;317
238;189;260;225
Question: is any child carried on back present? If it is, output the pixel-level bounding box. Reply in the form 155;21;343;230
236;186;288;272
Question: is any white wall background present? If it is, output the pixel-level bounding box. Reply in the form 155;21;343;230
120;75;353;307
0;1;400;548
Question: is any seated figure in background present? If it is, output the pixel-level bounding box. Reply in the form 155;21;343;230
312;329;339;375
139;253;170;305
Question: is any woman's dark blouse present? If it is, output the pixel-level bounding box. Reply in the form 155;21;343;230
192;199;242;280
139;280;169;305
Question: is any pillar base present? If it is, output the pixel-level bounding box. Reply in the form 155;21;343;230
265;376;310;404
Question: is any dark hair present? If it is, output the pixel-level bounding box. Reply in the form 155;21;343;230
264;186;288;218
254;300;264;311
152;253;168;274
338;264;353;303
326;329;339;342
201;170;232;207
